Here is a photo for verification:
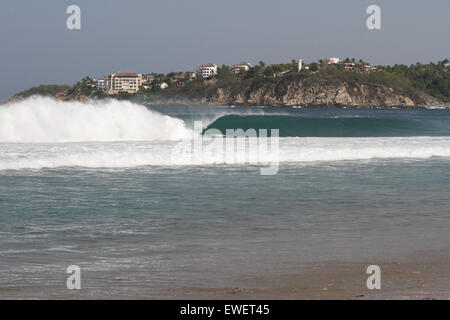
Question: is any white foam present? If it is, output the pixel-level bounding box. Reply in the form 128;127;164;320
1;97;449;170
0;137;449;170
0;96;192;142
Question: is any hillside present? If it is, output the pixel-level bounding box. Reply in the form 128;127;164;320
134;61;449;108
13;85;72;98
4;60;449;108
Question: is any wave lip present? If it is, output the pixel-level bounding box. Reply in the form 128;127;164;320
205;114;449;137
0;97;192;142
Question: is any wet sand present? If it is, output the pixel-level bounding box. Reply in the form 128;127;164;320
161;249;450;300
1;249;448;300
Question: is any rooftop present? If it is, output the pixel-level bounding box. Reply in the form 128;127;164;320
196;63;217;69
114;71;140;77
231;62;252;68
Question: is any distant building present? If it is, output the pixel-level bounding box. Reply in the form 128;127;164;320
169;78;182;86
97;76;111;91
328;57;340;64
344;62;355;71
143;74;155;83
186;72;196;80
196;63;218;79
297;59;303;72
172;73;186;80
231;62;252;74
160;82;169;89
141;74;154;89
110;72;143;94
363;65;377;73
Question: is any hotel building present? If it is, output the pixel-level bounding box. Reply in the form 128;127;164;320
109;72;143;94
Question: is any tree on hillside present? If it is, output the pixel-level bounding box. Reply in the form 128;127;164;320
309;62;319;72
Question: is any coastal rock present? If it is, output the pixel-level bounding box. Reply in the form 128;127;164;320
3;79;448;108
203;80;440;108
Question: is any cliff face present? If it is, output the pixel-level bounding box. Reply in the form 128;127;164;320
192;80;445;108
4;79;448;108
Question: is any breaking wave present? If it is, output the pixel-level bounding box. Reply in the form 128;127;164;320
1;98;450;170
0;97;192;142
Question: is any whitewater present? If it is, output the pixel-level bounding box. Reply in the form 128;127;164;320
1;97;450;170
0;97;192;142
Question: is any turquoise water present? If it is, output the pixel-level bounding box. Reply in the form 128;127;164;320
0;102;449;298
204;113;450;137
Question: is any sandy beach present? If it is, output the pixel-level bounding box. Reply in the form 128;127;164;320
161;249;450;300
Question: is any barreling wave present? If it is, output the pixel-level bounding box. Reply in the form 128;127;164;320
0;97;192;142
1;98;450;170
204;114;448;137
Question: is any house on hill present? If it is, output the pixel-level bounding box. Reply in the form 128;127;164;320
195;64;218;79
231;62;252;74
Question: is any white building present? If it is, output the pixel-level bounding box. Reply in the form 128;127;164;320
141;74;154;89
344;62;355;71
97;76;111;91
160;82;168;89
196;63;218;79
231;62;252;74
328;57;340;64
109;72;143;94
143;74;155;83
364;65;377;73
297;59;303;72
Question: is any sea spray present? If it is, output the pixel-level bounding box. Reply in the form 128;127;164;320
0;97;193;142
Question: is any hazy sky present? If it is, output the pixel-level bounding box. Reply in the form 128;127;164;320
0;0;449;100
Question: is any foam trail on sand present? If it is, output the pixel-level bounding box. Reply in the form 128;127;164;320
0;97;192;142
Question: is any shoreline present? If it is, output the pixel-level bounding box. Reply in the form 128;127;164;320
159;249;450;300
3;249;448;300
142;102;450;109
3;95;449;110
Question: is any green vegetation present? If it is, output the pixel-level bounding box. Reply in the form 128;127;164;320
13;84;71;98
140;59;448;104
66;77;96;97
12;59;449;106
381;60;449;102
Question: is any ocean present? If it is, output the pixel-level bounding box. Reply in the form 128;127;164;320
0;97;449;299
